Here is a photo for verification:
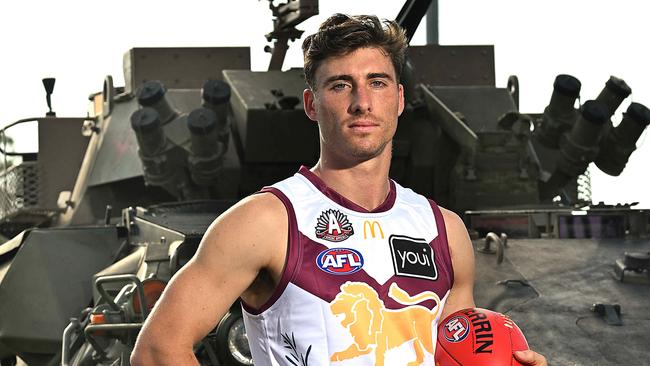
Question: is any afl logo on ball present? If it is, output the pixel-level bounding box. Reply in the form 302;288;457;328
317;248;364;275
443;315;470;343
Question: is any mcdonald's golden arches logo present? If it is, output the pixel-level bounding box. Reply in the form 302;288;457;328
363;220;384;239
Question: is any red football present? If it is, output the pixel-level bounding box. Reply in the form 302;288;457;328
436;308;529;366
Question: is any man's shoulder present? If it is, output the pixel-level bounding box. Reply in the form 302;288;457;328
197;192;288;263
225;191;287;222
200;192;288;243
434;205;470;245
438;206;463;227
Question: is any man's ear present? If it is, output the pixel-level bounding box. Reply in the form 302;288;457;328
303;88;318;121
397;84;405;117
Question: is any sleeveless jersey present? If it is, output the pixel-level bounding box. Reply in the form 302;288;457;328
242;166;454;366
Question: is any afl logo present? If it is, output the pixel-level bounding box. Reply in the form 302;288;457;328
443;315;470;343
316;248;364;275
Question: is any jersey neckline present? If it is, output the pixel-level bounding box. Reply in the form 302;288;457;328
298;166;397;213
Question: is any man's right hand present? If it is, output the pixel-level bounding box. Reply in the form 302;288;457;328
514;350;548;366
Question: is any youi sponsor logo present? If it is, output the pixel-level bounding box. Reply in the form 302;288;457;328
389;235;438;281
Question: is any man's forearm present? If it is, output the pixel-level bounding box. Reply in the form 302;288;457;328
131;343;199;366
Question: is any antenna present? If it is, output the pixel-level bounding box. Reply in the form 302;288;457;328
265;0;318;71
42;78;56;117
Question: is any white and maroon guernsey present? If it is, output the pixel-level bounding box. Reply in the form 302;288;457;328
242;166;454;366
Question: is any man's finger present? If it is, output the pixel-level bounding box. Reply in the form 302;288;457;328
513;350;548;366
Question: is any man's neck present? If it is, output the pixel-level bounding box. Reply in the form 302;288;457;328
312;152;391;211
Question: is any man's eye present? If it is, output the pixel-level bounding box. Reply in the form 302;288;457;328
370;80;387;88
332;83;348;91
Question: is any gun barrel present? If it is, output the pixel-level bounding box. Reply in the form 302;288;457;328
536;74;581;148
130;108;165;156
187;108;226;187
136;80;177;123
567;100;609;148
538;101;609;200
595;76;631;117
595;102;650;175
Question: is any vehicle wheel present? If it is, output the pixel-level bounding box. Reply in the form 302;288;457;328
214;305;253;366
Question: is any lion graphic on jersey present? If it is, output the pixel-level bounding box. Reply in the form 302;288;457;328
330;281;441;366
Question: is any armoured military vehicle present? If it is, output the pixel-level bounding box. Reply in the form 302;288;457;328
0;0;648;365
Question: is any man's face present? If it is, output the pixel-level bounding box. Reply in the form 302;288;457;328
303;47;405;164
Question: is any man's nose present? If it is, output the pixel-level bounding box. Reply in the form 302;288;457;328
349;86;372;114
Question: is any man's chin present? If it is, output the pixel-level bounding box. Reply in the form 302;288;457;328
348;141;390;160
347;147;383;160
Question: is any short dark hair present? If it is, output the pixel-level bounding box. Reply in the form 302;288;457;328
302;14;408;90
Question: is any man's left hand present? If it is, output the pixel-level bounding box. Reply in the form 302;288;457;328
513;350;548;366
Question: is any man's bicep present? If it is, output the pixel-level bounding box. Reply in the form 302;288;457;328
440;208;476;319
136;194;285;350
139;258;242;349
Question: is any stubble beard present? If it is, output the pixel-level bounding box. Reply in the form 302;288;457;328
324;132;392;165
347;137;390;160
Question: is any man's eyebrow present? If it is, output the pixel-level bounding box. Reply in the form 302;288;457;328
322;74;354;85
368;72;393;81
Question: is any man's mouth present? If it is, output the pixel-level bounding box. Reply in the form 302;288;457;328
349;120;379;132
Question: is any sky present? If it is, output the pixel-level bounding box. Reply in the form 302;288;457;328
0;0;648;207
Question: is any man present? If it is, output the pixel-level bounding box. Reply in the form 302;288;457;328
131;14;547;366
